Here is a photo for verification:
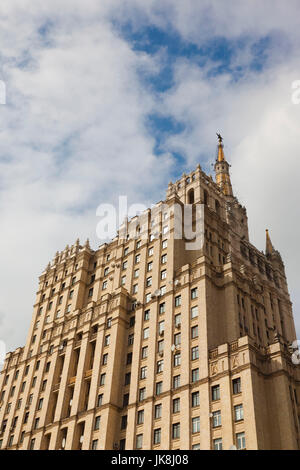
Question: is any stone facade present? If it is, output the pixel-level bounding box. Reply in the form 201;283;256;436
0;141;299;450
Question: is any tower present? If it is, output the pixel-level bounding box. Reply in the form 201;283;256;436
0;137;299;451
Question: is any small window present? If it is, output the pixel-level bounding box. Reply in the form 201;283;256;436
212;385;220;401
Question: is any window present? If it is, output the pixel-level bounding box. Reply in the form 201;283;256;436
141;346;148;359
162;239;167;249
232;377;241;394
192;417;200;433
174;353;181;367
145;293;151;303
135;254;140;264
148;247;154;256
175;295;181;307
234;404;244;422
161;270;167;280
162;226;169;235
42;380;47;391
236;432;246;450
213;438;222;450
136;434;143;449
97;394;103;407
100;373;106;386
191;287;198;299
140;367;147;380
159;303;165;314
104;335;110;346
107;317;112;328
25;365;30;376
158;341;164;353
173;398;180;413
134;269;139;279
45;362;50;373
94;416;101;430
126;352;132;365
102;282;107;291
103;353;108;365
156;381;163;395
69;290;74;299
191;346;199;360
159;321;165;335
174;314;181;327
135;410;144;425
104;267;109;276
146;277;152;287
212;410;221;428
143;327;149;340
123;394;129;407
155;404;162;419
174;332;181;346
172;423;180;439
36;360;40;371
91;439;98;450
212;385;220;401
129;316;135;327
144;309;150;321
122;261;128;270
136;240;141;249
157;360;164;373
192;368;199;383
173;375;180;389
128;334;134;345
147;262;153;272
124;247;129;256
192;443;200;450
29;438;35;450
38;398;43;410
192;391;200;407
125;373;131;385
191;306;198;318
121;275;126;286
160;285;166;296
139;388;146;402
24;412;29;424
32;376;37;387
34;418;40;429
191;325;198;339
121;415;127;430
154;428;161;445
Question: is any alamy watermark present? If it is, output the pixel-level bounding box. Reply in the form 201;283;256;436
291;80;300;104
96;196;205;251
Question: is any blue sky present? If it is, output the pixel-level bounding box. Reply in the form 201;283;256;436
0;0;300;352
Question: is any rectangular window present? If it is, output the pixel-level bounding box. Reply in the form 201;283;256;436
191;287;198;299
137;410;144;425
125;373;131;385
191;325;198;338
122;261;127;270
157;360;164;373
212;410;221;428
146;277;152;287
174;333;181;346
155;403;162;419
192;368;199;382
147;262;153;272
160;285;166;296
38;398;43;410
159;321;165;335
141;346;148;359
191;306;198;318
175;295;181;307
232;377;241;394
145;293;151;303
213;438;222;450
161;270;167;280
192;391;200;407
156;382;163;395
121;275;126;286
162;239;167;249
192;417;200;433
148;247;154;256
139;388;146;402
132;284;138;294
234;404;244;422
173;375;180;389
140;367;147;379
128;334;134;345
97;394;103;407
159;303;165;314
173;397;180;413
100;373;106;386
236;432;246;450
212;385;220;401
91;439;98;450
134;269;139;278
174;353;181;367
143;327;149;339
94;416;101;430
136;434;143;450
191;346;199;360
105;335;110;346
172;423;180;439
144;309;150;321
102;353;108;365
121;415;127;430
154;428;161;445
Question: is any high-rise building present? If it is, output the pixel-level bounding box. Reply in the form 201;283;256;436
0;137;299;450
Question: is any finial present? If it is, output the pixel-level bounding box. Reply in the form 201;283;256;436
216;132;225;162
85;238;90;249
216;132;223;144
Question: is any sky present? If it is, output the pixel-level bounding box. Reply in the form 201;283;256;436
0;0;300;354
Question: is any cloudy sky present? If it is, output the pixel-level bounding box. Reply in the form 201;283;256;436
0;0;299;354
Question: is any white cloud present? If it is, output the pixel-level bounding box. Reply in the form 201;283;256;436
0;1;299;352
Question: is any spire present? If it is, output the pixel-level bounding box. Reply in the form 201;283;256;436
214;133;233;197
265;229;274;255
216;133;225;162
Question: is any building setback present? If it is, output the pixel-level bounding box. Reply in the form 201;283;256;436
0;137;299;450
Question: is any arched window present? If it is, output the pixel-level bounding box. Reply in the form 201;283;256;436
188;188;194;204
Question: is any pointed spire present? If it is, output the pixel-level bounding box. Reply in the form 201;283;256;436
265;229;274;255
214;133;233;197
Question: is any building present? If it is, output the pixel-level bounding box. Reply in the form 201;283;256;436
0;136;299;450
